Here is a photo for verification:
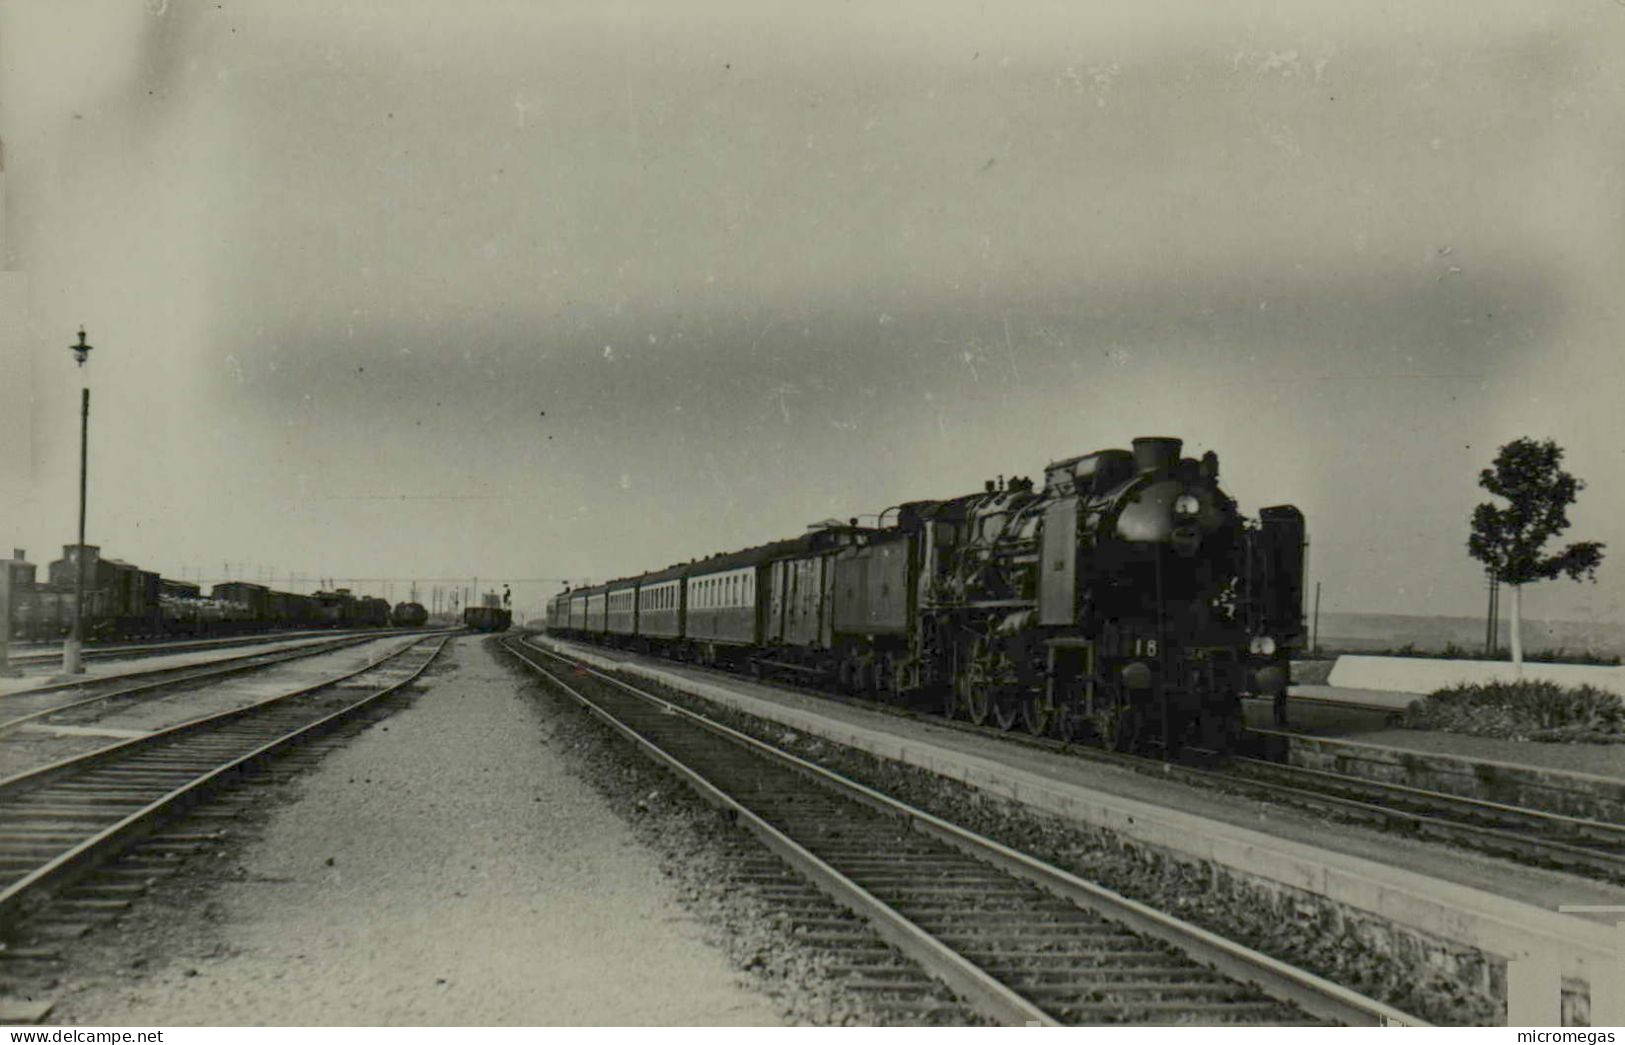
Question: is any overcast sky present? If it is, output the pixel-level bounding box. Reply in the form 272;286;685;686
2;1;1622;623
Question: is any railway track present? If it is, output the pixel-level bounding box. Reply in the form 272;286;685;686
503;637;1422;1027
4;629;423;680
0;634;447;927
0;633;386;736
536;636;1625;887
1218;755;1625;884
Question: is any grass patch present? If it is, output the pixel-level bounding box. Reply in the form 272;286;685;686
1402;680;1625;743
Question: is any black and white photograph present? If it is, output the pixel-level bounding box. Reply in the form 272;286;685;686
2;0;1623;1031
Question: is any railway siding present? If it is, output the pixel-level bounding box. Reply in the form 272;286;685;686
531;635;1618;1024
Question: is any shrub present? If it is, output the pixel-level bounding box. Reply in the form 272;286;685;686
1403;680;1625;742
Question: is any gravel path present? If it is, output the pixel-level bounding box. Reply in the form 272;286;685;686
53;637;782;1026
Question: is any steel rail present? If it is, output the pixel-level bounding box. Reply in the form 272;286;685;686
1;636;430;795
0;634;382;736
503;638;1052;1026
533;635;1624;885
505;637;1425;1027
0;636;446;924
2;628;444;698
1221;756;1625;881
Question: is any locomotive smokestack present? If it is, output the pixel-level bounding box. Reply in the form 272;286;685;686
1131;437;1183;473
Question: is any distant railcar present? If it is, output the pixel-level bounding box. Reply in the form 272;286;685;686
311;589;357;628
211;582;271;620
7;545;396;643
391;601;429;627
463;606;512;632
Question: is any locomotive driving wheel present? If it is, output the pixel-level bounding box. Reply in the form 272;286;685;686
958;638;995;726
990;697;1019;731
1019;690;1054;737
967;640;1024;732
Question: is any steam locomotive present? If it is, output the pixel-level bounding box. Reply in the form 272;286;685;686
547;437;1304;754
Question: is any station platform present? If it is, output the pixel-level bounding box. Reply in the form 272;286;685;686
528;635;1623;1011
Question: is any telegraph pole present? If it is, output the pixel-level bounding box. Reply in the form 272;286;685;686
63;329;93;675
1311;581;1322;655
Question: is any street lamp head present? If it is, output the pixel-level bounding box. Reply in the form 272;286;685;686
70;328;93;367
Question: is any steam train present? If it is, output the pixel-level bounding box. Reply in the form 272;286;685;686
547;437;1304;753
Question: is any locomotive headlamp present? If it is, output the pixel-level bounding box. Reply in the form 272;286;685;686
1173;493;1201;517
1249;635;1278;656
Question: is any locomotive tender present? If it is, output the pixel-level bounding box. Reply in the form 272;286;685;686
548;437;1305;753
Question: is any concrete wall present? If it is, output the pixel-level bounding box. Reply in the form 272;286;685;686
1329;655;1625;694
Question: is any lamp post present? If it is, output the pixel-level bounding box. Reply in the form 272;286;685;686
63;328;92;675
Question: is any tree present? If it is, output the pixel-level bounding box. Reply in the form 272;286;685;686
1467;438;1605;674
